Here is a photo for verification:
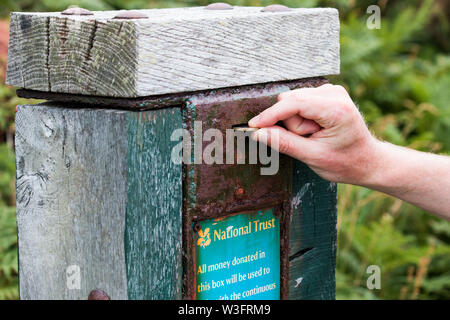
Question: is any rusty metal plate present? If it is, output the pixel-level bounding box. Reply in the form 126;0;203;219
182;77;328;299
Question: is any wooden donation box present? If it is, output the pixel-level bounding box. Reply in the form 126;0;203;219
6;5;340;300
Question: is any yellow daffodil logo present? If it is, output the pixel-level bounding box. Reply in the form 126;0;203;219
197;228;211;248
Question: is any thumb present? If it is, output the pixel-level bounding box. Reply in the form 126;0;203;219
251;126;316;162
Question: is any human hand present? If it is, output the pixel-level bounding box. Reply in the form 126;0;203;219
248;84;379;185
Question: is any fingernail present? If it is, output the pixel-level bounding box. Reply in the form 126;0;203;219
248;115;260;127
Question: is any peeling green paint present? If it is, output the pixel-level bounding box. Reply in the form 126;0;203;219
183;99;198;210
288;160;337;300
125;108;183;299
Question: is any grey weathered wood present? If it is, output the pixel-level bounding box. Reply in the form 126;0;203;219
15;103;182;299
15;104;128;299
6;6;340;97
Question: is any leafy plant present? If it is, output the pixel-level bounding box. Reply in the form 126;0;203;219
0;205;17;300
332;0;450;299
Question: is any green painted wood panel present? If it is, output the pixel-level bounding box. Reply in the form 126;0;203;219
288;160;337;300
125;109;183;299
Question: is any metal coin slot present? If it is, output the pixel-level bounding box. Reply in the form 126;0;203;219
232;123;260;132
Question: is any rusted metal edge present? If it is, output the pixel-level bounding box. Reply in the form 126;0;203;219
181;77;328;300
280;200;291;300
16;77;327;110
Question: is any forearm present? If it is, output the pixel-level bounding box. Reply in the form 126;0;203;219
361;140;450;219
249;84;450;219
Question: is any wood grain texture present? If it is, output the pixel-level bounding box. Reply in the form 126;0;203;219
15;104;129;299
288;161;337;300
15;103;183;299
125;109;183;299
6;7;340;97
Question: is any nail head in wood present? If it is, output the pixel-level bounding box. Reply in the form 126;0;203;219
61;7;94;16
88;289;110;300
261;4;292;12
234;187;245;199
193;223;202;233
205;3;233;10
113;10;149;19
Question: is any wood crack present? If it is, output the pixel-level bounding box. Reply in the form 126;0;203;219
85;20;97;62
61;114;67;158
289;247;314;262
45;16;51;91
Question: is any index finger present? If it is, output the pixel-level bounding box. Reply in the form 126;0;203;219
248;94;335;128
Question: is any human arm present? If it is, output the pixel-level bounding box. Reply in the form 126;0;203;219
248;84;450;219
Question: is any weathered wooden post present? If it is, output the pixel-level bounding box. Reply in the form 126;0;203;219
7;5;339;300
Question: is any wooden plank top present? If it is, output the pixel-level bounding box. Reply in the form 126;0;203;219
6;6;340;98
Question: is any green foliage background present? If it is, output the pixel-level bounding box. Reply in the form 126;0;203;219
0;0;449;300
